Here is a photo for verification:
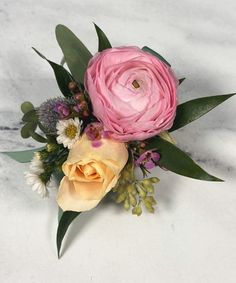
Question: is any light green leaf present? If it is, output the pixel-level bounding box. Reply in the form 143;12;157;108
32;47;73;97
1;147;45;163
55;25;92;84
94;23;112;52
22;110;37;123
21;122;37;139
21;102;34;114
56;210;81;258
142;46;171;67
146;137;223;182
170;93;236;132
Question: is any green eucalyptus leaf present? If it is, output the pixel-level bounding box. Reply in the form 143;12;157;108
32;47;73;97
94;23;112;52
146;136;223;182
30;132;47;143
22;110;37;123
1;147;45;163
21;122;37;139
142;46;171;67
170;93;236;132
21;102;34;114
57;210;81;258
55;25;92;84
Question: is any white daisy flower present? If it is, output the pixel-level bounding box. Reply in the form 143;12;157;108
24;153;49;198
56;117;82;149
25;172;48;198
29;152;44;174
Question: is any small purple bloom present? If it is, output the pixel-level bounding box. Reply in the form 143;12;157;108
84;122;104;141
91;140;103;148
135;150;160;170
73;104;82;113
54;102;70;119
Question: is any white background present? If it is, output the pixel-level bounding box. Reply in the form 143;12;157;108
0;0;236;282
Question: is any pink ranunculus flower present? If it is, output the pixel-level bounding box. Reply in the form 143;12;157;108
85;46;178;142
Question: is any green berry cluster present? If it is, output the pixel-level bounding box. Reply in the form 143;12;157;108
113;161;159;216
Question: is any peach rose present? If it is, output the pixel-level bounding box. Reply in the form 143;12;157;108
57;134;128;212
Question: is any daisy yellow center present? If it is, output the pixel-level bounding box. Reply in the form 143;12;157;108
65;125;78;139
132;80;140;89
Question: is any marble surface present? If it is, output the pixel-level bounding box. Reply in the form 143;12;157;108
0;0;236;282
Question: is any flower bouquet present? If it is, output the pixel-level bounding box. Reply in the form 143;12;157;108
2;24;235;258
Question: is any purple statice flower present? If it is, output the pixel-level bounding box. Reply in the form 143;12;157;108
84;122;104;141
73;101;89;117
54;101;70;119
135;150;160;170
73;103;82;113
91;140;103;148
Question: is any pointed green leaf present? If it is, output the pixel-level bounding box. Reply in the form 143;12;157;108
179;78;186;85
146;137;223;181
57;210;81;258
1;147;45;163
21;101;34;114
94;23;112;52
170;93;236;132
142;46;171;67
32;47;73;97
55;25;92;84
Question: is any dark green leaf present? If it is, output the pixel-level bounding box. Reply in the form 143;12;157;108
32;47;73;97
22;110;37;122
1;147;45;163
142;46;171;67
94;23;112;52
21;101;34;114
57;210;81;258
58;206;64;222
21;122;37;139
60;56;66;66
179;78;186;85
55;25;92;84
146;137;223;181
170;93;236;132
30;132;47;143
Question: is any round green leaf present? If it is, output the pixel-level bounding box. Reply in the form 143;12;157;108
21;122;37;139
22;110;37;122
21;101;34;114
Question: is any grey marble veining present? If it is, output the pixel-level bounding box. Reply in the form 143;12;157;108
0;1;236;283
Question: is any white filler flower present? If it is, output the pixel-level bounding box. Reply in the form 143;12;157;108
56;118;82;149
25;153;48;198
